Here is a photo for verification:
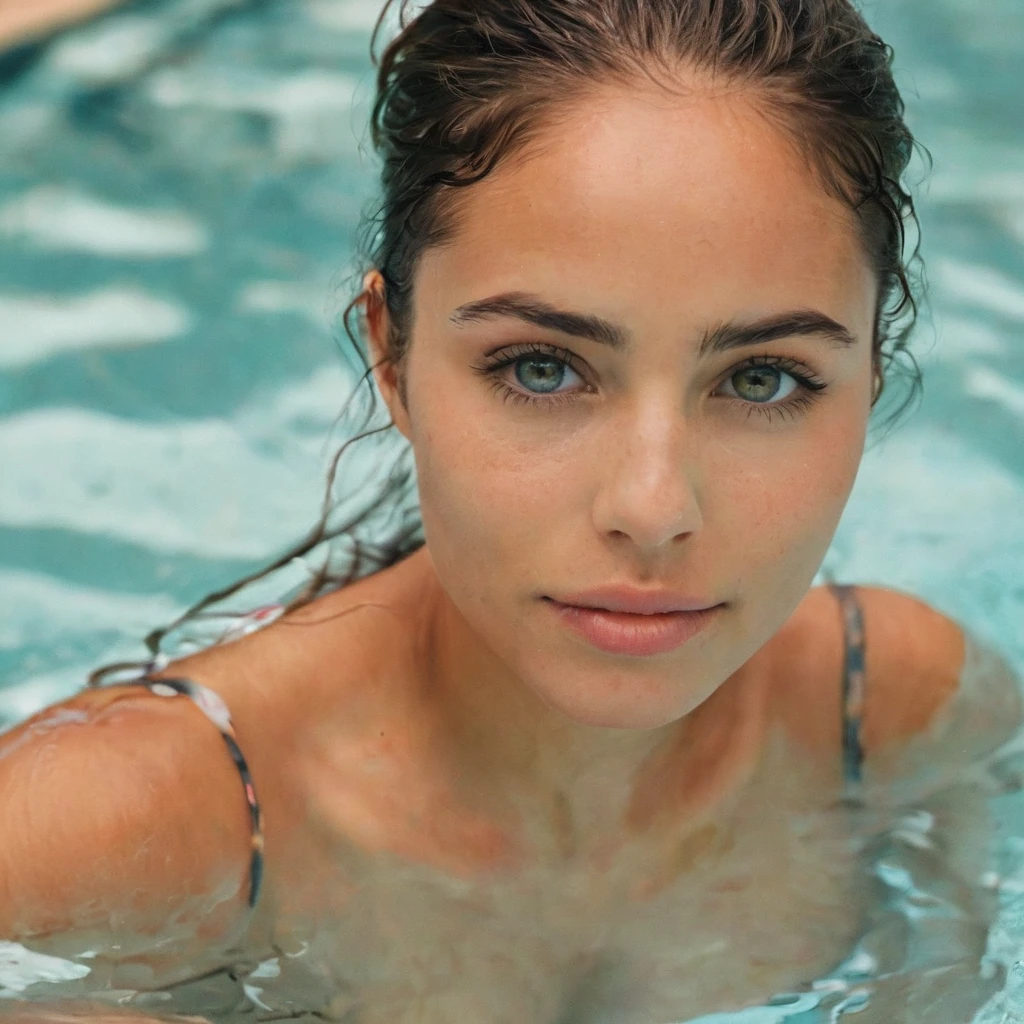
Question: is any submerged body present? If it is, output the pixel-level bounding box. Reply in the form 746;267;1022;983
2;548;1020;1023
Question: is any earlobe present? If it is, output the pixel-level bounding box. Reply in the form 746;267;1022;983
374;356;413;442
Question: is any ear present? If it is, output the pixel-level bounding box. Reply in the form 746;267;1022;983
362;270;413;441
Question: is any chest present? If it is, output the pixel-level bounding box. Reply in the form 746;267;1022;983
254;757;864;1024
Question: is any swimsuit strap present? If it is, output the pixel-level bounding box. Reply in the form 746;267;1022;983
130;677;264;909
827;583;867;793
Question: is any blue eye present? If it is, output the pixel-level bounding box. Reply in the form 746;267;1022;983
713;355;830;423
473;343;591;409
513;354;580;394
719;364;798;405
472;344;829;421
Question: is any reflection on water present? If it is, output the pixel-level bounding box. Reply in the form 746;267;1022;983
0;0;1022;1020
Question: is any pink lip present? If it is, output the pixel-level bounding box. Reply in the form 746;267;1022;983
549;586;720;615
545;599;724;657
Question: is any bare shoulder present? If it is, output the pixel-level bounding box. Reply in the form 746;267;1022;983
162;548;432;749
0;684;253;955
769;584;1023;774
0;554;428;974
170;549;431;707
841;585;967;752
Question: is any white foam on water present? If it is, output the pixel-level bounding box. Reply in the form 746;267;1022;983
148;66;358;115
304;0;390;32
237;279;332;325
0;359;391;570
0;186;209;258
0;408;326;559
0;569;179;651
0;663;109;725
932;259;1024;322
303;0;421;35
0;287;191;369
901;64;962;101
683;992;822;1023
46;15;170;84
964;366;1024;420
0;942;91;999
1006;206;1024;247
933;315;1009;359
930;170;1024;203
235;361;358;439
0;570;178;720
147;66;361;159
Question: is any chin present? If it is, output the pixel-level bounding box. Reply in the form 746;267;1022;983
533;680;703;731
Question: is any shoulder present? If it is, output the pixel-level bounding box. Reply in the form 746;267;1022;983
0;684;254;955
769;584;1023;788
841;585;967;752
167;550;435;741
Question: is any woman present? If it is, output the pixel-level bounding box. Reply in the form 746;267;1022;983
1;0;1021;1021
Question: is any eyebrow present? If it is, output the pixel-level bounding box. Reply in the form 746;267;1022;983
449;291;857;356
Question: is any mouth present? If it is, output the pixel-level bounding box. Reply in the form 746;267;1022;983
542;597;725;657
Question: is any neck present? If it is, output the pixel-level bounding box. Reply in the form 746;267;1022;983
412;556;724;850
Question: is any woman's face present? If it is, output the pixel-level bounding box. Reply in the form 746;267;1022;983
370;83;877;730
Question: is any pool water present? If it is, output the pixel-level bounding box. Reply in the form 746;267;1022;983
0;0;1022;1020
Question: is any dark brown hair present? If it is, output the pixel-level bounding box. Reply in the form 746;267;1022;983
107;0;928;671
355;0;925;419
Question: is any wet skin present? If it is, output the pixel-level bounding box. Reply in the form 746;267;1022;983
1;77;1021;1023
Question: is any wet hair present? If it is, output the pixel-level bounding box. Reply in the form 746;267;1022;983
100;0;928;673
359;0;925;415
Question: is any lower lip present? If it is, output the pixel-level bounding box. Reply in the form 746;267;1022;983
545;599;724;657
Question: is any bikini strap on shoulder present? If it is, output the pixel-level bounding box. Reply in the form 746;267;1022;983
827;583;867;795
133;676;264;909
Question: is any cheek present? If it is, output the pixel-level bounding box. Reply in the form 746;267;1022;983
415;424;581;576
407;399;563;611
410;366;585;554
711;414;865;583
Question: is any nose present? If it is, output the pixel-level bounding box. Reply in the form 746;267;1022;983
591;400;704;551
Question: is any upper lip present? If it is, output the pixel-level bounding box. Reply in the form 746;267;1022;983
548;586;723;615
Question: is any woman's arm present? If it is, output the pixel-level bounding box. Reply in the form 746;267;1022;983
0;686;254;980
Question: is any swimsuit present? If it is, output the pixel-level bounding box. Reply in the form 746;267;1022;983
138;677;265;909
85;674;266;910
94;584;867;913
829;583;867;793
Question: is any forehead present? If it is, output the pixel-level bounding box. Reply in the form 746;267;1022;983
417;83;875;334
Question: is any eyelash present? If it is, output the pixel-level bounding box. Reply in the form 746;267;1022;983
471;342;830;423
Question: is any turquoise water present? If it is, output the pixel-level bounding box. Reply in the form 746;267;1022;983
0;0;1022;1020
